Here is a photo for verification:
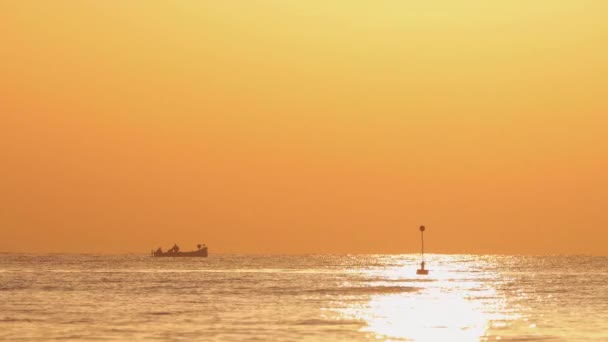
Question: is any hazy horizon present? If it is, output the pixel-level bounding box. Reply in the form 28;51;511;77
1;249;606;257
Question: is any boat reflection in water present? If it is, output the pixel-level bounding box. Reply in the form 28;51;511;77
336;255;522;342
151;243;208;257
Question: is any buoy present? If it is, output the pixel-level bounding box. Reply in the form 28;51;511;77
416;225;429;275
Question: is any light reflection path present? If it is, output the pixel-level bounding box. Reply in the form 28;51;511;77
336;255;519;341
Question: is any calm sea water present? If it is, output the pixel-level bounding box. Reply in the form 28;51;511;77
1;254;606;341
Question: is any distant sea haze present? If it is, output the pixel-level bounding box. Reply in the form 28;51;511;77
1;254;606;341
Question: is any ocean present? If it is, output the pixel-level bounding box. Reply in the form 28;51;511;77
1;254;606;341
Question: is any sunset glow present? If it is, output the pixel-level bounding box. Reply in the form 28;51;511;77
2;1;607;255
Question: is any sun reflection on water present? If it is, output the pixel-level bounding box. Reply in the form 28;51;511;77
337;256;519;341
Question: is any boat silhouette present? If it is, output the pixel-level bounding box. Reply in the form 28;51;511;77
152;244;208;257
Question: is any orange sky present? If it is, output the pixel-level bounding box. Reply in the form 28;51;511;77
1;1;607;254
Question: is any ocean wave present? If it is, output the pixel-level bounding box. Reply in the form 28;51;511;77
0;285;31;291
364;277;436;283
0;318;47;323
41;268;351;274
305;285;420;295
291;319;362;326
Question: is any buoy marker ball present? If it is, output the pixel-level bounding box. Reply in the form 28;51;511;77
420;225;425;232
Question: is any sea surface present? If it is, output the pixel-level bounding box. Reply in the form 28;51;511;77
1;254;606;341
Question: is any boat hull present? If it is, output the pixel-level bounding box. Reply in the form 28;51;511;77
153;249;208;257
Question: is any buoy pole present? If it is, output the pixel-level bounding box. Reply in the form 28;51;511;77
416;225;428;275
421;228;424;261
419;225;425;261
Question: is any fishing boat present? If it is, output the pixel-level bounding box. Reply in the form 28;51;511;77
152;244;208;257
416;226;429;275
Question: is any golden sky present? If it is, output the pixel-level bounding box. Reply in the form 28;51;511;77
1;1;607;254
